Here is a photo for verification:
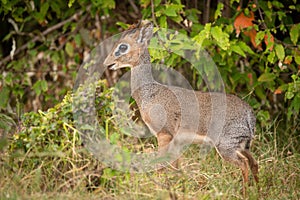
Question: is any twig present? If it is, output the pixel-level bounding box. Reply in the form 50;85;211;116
128;0;139;15
253;0;268;29
0;6;91;67
203;0;211;24
150;0;158;27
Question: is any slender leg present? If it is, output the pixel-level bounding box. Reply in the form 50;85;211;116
157;132;173;151
157;132;179;169
237;150;250;197
241;150;259;183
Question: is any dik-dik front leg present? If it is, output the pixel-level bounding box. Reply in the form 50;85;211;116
157;132;180;169
157;131;211;171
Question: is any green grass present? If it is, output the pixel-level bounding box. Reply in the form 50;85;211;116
1;127;299;200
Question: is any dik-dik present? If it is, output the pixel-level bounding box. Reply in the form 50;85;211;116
103;21;259;194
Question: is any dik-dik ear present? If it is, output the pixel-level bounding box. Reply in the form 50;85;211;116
137;22;153;44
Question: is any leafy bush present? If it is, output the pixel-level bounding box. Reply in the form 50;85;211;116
3;80;115;192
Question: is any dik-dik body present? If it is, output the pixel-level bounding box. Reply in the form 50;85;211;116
104;21;258;194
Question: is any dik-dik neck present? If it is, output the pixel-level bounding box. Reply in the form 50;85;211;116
131;48;158;104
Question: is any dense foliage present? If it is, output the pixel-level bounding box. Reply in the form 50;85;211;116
0;0;299;199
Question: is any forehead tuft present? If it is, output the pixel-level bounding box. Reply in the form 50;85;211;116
121;28;139;39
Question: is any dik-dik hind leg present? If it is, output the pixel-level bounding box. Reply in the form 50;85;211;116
216;147;253;197
240;150;259;183
236;150;250;196
236;149;259;196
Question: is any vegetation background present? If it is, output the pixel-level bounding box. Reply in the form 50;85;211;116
0;0;299;199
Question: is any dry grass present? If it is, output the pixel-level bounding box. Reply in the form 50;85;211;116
1;129;300;200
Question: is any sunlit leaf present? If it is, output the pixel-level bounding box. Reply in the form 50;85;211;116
258;73;276;82
290;24;300;45
232;44;246;57
295;55;300;65
211;26;230;50
267;51;276;64
165;5;178;17
214;3;224;19
275;44;285;61
65;42;74;57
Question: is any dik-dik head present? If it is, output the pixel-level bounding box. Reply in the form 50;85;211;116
104;21;153;70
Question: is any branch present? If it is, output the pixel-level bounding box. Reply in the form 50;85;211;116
203;0;211;24
150;0;158;27
128;0;139;15
253;0;268;29
0;6;90;67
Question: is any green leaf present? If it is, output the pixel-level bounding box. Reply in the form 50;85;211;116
267;51;276;63
164;4;184;17
65;42;74;57
2;32;12;42
193;23;211;46
211;26;229;50
272;1;284;8
255;85;266;100
258;73;276;82
255;31;265;46
154;0;162;6
68;0;76;7
186;8;201;23
51;1;61;16
74;34;81;47
101;0;115;9
165;5;177;16
33;80;48;96
158;15;167;28
116;22;130;29
170;15;183;23
275;44;285;60
289;5;296;9
232;44;246;57
285;91;294;99
40;2;49;18
290;24;300;45
214;3;224;19
41;80;48;92
239;41;255;54
257;110;270;122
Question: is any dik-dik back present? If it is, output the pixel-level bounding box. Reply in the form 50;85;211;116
104;21;258;196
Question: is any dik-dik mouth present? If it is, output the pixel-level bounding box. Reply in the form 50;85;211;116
106;63;117;70
107;63;133;70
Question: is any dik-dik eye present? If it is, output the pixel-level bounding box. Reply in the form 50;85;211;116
114;43;130;57
119;44;128;53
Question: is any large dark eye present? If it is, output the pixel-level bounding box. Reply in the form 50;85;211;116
119;44;128;53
